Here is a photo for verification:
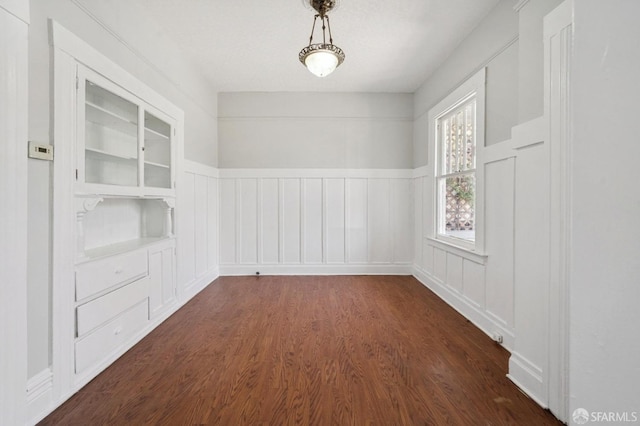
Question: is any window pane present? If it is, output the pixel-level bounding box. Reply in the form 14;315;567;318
440;98;476;175
443;119;450;173
465;101;475;170
442;174;475;242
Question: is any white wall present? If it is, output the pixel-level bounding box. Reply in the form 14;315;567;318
27;0;218;379
517;0;564;123
570;0;640;416
218;92;413;169
0;2;28;424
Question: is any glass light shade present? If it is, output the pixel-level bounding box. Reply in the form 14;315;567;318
304;50;339;77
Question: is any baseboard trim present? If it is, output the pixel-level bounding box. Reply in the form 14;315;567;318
507;352;547;408
412;266;514;351
219;264;413;276
26;368;54;425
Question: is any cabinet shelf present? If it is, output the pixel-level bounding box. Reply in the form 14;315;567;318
80;237;170;262
144;161;170;169
144;127;169;142
79;70;175;195
86;101;137;137
86;147;137;163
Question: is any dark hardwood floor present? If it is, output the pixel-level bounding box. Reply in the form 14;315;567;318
41;275;561;425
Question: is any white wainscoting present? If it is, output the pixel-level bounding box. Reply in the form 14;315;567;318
178;161;219;298
218;169;413;275
413;164;515;350
508;117;550;408
413;116;551;408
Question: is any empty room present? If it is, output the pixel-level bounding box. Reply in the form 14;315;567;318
1;0;639;424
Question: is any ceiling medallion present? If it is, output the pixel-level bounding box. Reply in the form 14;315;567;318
298;0;345;78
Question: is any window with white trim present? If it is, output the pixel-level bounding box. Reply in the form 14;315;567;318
429;68;485;252
437;95;476;245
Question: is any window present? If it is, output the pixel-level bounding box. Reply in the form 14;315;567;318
428;69;485;252
437;96;476;245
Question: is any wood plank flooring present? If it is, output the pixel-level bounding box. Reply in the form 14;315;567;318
41;275;561;425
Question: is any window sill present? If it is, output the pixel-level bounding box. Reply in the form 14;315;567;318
426;237;488;265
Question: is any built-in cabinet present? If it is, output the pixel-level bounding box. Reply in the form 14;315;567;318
44;20;196;425
77;65;174;196
72;64;178;377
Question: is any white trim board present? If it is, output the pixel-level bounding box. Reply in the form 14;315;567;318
184;160;219;178
508;353;547;409
218;168;414;179
26;368;54;425
220;264;413;276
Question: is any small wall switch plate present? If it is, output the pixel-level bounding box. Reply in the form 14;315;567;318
28;141;54;161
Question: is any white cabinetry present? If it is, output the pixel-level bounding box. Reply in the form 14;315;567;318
50;22;186;419
148;239;177;319
71;64;179;379
77;65;175;196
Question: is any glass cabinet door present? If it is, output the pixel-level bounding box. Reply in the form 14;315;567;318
143;111;172;189
84;81;139;187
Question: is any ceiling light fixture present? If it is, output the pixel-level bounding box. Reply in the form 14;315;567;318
299;0;345;78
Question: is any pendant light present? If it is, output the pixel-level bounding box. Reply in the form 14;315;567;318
299;0;345;77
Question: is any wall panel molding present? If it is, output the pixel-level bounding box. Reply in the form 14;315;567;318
219;172;413;274
412;116;553;358
179;164;219;291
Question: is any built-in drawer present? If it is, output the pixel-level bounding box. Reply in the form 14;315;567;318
75;300;149;374
76;277;148;337
76;250;148;301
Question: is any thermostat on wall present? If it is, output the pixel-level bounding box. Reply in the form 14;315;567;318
28;141;54;161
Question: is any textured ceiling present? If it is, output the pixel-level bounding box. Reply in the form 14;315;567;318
129;0;501;93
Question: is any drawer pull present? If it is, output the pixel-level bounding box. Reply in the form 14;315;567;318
114;327;122;335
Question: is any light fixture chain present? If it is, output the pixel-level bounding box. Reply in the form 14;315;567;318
308;14;319;46
326;15;334;44
321;16;327;45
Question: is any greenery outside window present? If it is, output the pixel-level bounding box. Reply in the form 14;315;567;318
429;68;485;252
437;96;476;246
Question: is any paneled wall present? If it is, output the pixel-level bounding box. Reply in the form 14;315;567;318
218;170;413;275
177;161;219;297
413;117;550;397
